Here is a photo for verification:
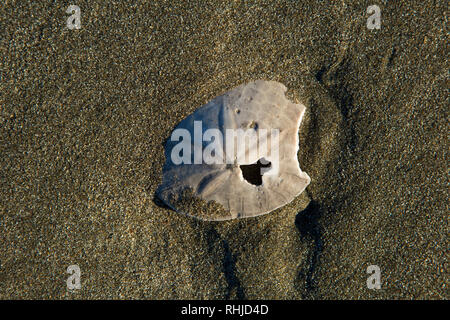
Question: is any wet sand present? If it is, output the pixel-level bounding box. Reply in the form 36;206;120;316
0;1;447;299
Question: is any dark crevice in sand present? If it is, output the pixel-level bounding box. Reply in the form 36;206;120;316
317;60;359;153
152;193;172;210
315;66;327;83
204;226;245;299
386;47;397;68
335;87;358;152
222;239;245;299
204;226;221;255
328;67;358;152
295;200;323;298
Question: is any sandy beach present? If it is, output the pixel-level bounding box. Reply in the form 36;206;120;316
0;1;447;299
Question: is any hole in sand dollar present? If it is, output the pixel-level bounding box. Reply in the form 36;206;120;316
240;158;271;186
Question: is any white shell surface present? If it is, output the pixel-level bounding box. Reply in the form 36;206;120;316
157;80;310;220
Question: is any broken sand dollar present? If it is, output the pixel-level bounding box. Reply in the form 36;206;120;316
157;80;310;220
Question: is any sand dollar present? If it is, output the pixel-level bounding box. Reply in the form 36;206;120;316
157;80;310;220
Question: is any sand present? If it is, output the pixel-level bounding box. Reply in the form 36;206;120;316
0;1;447;299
